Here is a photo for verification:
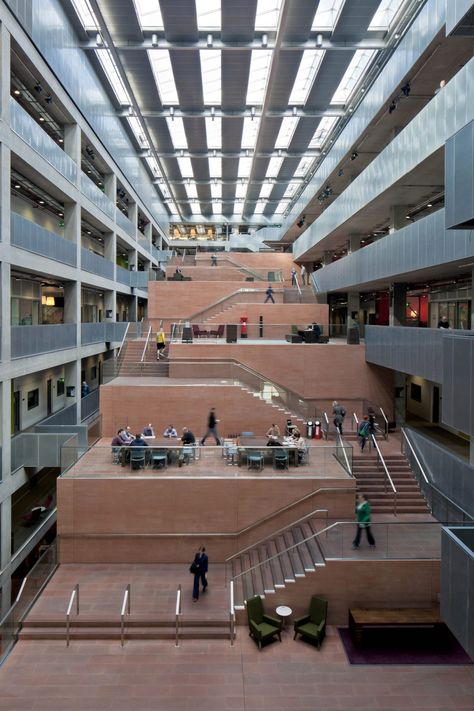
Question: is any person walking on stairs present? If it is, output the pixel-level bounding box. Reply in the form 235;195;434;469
352;494;376;549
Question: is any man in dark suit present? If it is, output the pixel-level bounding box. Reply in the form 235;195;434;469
198;547;208;593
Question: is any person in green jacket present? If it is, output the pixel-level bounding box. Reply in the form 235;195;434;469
352;493;376;549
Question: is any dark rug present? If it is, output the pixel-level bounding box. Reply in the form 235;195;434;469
338;625;473;665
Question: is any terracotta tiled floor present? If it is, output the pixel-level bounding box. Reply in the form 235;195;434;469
1;626;473;711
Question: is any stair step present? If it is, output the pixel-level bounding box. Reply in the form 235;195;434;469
275;535;296;583
267;540;285;588
300;522;326;566
291;527;315;572
249;548;265;597
283;530;306;576
240;553;255;601
258;544;276;594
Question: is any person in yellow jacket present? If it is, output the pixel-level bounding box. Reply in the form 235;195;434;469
156;328;166;359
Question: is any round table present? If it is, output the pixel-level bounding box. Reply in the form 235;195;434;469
276;605;292;631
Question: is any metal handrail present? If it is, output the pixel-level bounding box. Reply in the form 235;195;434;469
323;412;330;440
175;584;182;647
400;428;429;483
229;581;235;647
352;412;359;431
120;584;131;647
226;508;329;564
295;277;302;302
379;407;389;440
335;431;352;477
371;434;397;514
116;322;130;360
66;584;79;647
140;325;152;363
186;287;280;322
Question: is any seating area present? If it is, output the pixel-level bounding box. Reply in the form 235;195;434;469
294;595;328;649
246;595;282;649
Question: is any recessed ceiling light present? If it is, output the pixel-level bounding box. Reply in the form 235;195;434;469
427;203;432;207
59;138;64;143
38;200;45;204
59;212;63;217
13;89;20;95
14;183;20;189
39;116;45;122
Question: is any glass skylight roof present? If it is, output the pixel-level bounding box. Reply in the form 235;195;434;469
185;184;198;200
127;116;149;147
246;50;272;105
368;0;405;30
177;157;194;178
294;157;313;178
200;50;221;105
255;0;283;30
148;51;179;105
208;157;222;178
205;117;222;150
189;201;201;213
196;0;221;29
283;183;299;198
312;0;346;31
331;50;377;105
241;117;260;149
235;183;247;198
275;117;299;149
166;118;188;149
259;184;273;199
96;50;130;105
238;158;252;178
289;51;325;105
212;201;222;213
133;0;164;29
275;199;290;213
309;116;338;148
211;183;222;199
265;157;284;178
254;202;267;214
70;0;99;30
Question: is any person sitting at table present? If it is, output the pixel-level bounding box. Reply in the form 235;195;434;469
130;433;149;448
266;423;280;439
266;436;283;446
181;427;196;445
119;426;133;443
112;429;125;447
179;427;196;466
163;424;178;438
310;322;321;337
292;429;307;464
143;423;154;436
285;418;296;437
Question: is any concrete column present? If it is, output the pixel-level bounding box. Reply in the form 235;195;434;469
390;283;408;326
348;234;361;253
128;247;138;271
347;292;360;322
64;281;81;359
322;250;333;266
471;268;474;331
394;372;406;426
0;262;11;363
104;172;116;203
389;205;409;233
0;24;11;124
104;230;116;277
144;222;152;250
64;201;81;268
128;202;138;240
104;290;116;322
129;295;138;322
470;441;474;466
64;124;81;185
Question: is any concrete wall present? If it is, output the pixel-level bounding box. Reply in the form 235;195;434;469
203;303;328;326
57;476;354;564
148;282;269;320
196;252;296;281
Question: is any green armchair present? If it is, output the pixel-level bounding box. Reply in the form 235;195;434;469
293;595;327;648
246;595;282;650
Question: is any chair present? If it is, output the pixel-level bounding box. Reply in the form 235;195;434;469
192;324;209;338
151;448;168;469
130;448;146;471
298;445;309;466
240;431;254;438
181;446;194;465
247;450;264;471
22;507;43;527
293;595;327;649
112;446;121;464
273;449;289;470
246;595;282;650
210;324;225;338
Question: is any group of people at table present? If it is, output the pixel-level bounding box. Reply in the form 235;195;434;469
110;417;307;467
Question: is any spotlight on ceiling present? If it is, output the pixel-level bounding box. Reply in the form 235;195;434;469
169;106;175;121
251;106;256;121
34;82;43;93
315;33;323;48
292;106;297;117
261;33;268;47
151;33;158;47
207;33;213;47
350;152;358;161
401;81;411;97
96;33;103;46
211;106;215;121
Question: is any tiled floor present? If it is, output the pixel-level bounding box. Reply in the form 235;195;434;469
1;626;473;711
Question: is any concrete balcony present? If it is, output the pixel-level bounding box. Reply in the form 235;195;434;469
365;326;444;384
11;213;77;267
81;247;114;280
80;172;115;220
11;324;77;359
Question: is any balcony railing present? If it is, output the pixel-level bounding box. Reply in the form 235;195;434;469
116;265;131;286
11;213;77;266
11;432;80;473
81;247;114;280
11;324;77;359
116;208;135;238
81;322;129;346
10;98;77;183
80;172;115;219
129;271;150;289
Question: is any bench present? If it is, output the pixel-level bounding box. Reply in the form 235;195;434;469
348;607;441;645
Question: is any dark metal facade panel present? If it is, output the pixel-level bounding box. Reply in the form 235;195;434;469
289;115;322;150
170;50;204;110
147;117;174;152
221;51;252;111
445;119;474;229
278;157;302;180
441;527;474;662
222;156;238;180
221;0;258;42
442;333;474;436
305;50;355;110
183;117;208;151
222;117;244;152
191;156;210;181
332;0;381;39
160;0;198;41
119;52;163;111
100;0;142;41
266;52;304;111
284;0;322;42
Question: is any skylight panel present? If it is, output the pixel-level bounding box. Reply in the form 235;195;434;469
233;202;244;214
246;50;272;105
241;117;260;149
148;50;179;105
289;50;325;104
275;117;299;149
205;117;222;150
185;184;198;199
200;50;221;105
294;156;313;177
259;183;273;199
331;50;376;105
145;156;162;179
70;0;99;30
255;0;283;30
133;0;164;29
254;202;267;214
211;183;222;199
368;0;404;30
308;116;338;148
208;157;222;178
265;157;284;178
235;182;247;198
196;0;221;29
95;50;130;105
312;0;346;31
275;199;290;213
189;201;201;214
283;182;299;198
166;117;188;149
127;116;149;148
238;157;252;178
177;157;194;177
158;181;171;200
212;202;223;214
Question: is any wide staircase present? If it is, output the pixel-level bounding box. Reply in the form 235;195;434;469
352;452;429;514
116;338;170;377
283;286;317;304
230;515;327;610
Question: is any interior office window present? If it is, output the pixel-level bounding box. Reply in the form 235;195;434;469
410;383;422;403
57;378;65;396
90;366;97;381
27;388;39;410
